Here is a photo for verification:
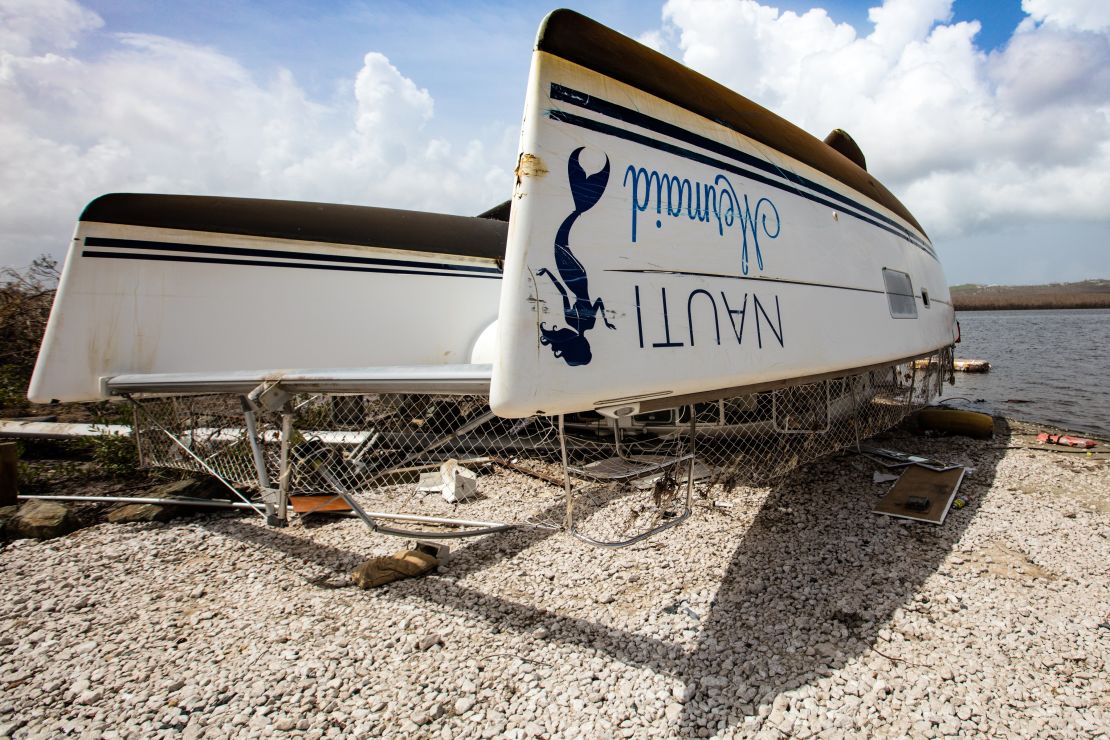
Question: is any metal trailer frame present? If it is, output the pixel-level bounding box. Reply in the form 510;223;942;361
113;373;696;548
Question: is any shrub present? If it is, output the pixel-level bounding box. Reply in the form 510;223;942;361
0;365;26;410
86;432;141;479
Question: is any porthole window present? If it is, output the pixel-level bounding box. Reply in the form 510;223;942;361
882;268;918;319
922;288;930;308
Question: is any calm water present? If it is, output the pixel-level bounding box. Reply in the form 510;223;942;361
939;309;1110;437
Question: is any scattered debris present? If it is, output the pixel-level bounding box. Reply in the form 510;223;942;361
415;459;479;503
662;601;701;621
571;454;692;483
289;495;352;515
351;548;439;589
411;540;450;566
1036;433;1099;449
0;420;1106;737
489;457;565;486
872;471;900;484
859;444;951;471
631;460;712;490
873;464;966;524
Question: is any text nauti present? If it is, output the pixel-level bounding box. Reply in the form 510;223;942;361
634;286;785;351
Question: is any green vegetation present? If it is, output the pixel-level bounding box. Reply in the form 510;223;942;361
951;279;1110;310
85;432;142;479
0;365;27;410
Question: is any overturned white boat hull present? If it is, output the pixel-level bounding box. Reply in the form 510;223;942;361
491;11;956;418
30;11;955;426
29;196;505;403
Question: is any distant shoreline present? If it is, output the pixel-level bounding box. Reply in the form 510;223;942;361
954;301;1110;311
950;279;1109;311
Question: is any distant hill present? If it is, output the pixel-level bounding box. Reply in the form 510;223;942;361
950;279;1110;310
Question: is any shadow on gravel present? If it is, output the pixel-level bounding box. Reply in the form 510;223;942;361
202;514;367;580
209;422;1012;735
666;420;1009;735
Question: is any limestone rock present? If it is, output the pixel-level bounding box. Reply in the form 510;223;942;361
146;476;223;500
106;476;223;524
10;500;77;539
106;503;181;524
0;504;18;538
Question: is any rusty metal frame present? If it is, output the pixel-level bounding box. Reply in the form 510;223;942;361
560;409;697;549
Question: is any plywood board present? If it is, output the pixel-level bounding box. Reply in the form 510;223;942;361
290;495;352;514
873;464;965;524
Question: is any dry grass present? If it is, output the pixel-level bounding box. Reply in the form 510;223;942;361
0;256;58;412
951;279;1110;311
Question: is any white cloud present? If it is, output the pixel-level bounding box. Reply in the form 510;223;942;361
0;0;101;55
661;0;857;112
0;0;513;268
2;0;1107;283
1023;0;1110;32
654;0;1110;240
637;29;668;52
866;0;952;53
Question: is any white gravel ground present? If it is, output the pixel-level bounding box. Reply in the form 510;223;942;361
0;422;1107;738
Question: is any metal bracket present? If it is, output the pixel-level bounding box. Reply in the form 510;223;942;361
248;382;293;414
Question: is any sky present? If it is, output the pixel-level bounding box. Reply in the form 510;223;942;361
0;0;1107;285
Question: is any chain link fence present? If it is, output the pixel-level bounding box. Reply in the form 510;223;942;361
128;347;953;542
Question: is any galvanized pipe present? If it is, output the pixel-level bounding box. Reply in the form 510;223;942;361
18;494;257;509
240;396;272;490
16;494;525;529
275;410;294;523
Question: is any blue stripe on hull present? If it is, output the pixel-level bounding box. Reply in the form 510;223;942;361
81;236;502;279
547;83;935;260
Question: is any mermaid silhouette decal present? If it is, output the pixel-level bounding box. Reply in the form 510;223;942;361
536;147;615;367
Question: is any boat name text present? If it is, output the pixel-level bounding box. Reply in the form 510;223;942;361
622;166;781;275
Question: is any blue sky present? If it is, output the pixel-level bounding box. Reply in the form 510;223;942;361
2;0;1108;285
77;0;1032;134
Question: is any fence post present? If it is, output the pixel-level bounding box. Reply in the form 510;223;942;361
0;442;17;507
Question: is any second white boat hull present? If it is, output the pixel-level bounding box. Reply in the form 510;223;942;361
29;196;506;403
